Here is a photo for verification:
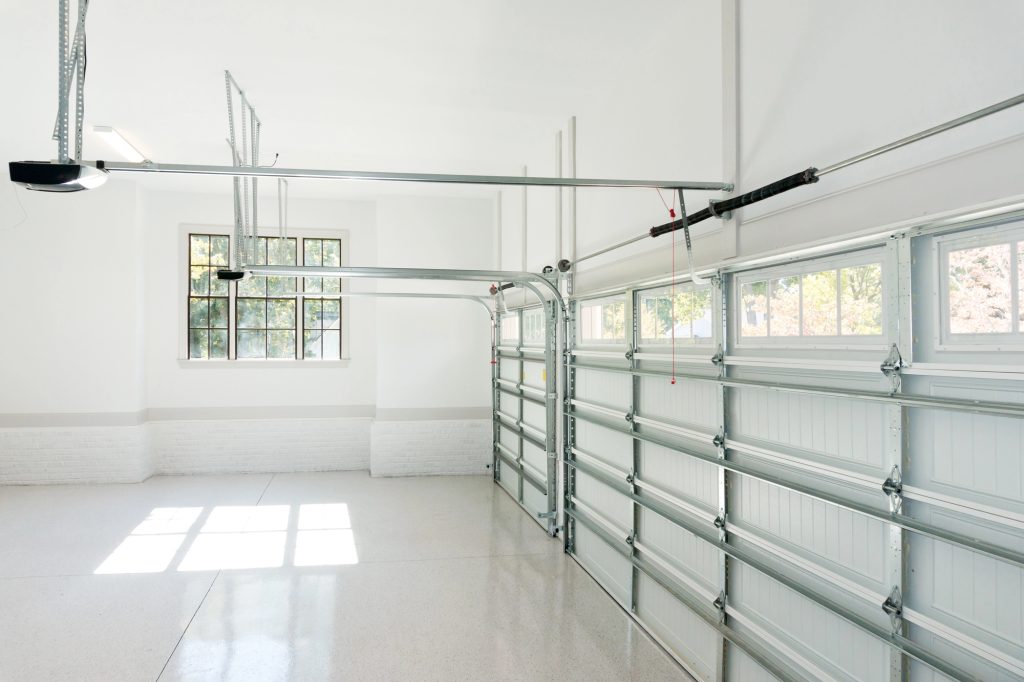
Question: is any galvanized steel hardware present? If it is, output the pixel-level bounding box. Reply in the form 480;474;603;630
882;586;904;634
880;343;906;392
883;465;904;514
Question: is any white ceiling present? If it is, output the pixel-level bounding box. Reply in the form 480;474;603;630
0;0;716;199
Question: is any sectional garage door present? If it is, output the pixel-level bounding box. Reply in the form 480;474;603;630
493;304;558;534
563;216;1024;681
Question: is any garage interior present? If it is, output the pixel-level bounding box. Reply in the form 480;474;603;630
2;2;1023;681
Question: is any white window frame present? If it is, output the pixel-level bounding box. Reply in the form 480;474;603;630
934;222;1024;352
733;248;890;350
575;294;629;347
178;224;351;365
635;281;716;348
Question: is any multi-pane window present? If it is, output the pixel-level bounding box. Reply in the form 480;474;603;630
188;235;230;359
302;239;343;359
638;285;713;345
186;233;344;360
737;258;884;342
940;228;1024;343
237;237;298;359
578;296;627;344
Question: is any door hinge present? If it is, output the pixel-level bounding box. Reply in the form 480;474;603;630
882;465;903;514
880;343;906;393
882;586;903;634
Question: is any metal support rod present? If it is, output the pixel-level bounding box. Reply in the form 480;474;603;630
92;161;733;191
567;407;1024;569
572;233;650;266
568;116;578;295
244;264;564;307
556;131;563;262
571;91;1024;267
565;510;805;681
569;359;1024;419
56;0;70;163
521;165;528;272
252;290;494;314
567;459;974;681
818;91;1024;176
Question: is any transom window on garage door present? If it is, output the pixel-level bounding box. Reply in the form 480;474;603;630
637;283;714;346
937;224;1024;347
735;251;886;345
187;233;344;360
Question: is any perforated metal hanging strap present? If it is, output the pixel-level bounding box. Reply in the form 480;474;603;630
225;72;243;269
675;189;704;285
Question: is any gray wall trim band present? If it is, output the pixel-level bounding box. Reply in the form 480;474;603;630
146;405;377;421
0;411;148;428
0;405;492;428
374;407;492;421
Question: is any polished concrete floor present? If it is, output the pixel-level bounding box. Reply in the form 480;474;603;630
0;472;688;681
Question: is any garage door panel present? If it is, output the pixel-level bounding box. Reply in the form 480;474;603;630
499;360;521;382
574;419;632;472
639;507;719;591
498;427;518;451
573;523;631;607
906;505;1024;657
908;623;1021;682
521;441;547;477
637;571;719;681
639;375;718;432
521;402;546;433
729;384;887;471
730;563;890;682
726;643;784;682
498;469;519;499
575;367;631;409
575;470;632;530
640;441;719;510
522;483;548;520
908;382;1024;514
731;476;891;590
522;362;546;389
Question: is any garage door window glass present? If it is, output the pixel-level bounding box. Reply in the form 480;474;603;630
578;296;627;344
941;231;1024;343
737;259;883;342
522;308;546;346
639;285;713;344
500;314;520;344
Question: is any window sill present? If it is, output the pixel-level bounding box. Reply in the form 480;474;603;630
177;359;351;369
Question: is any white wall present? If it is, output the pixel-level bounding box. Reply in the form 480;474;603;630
0;183;498;483
0;179;144;416
498;0;726;279
569;0;1024;294
375;195;495;413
